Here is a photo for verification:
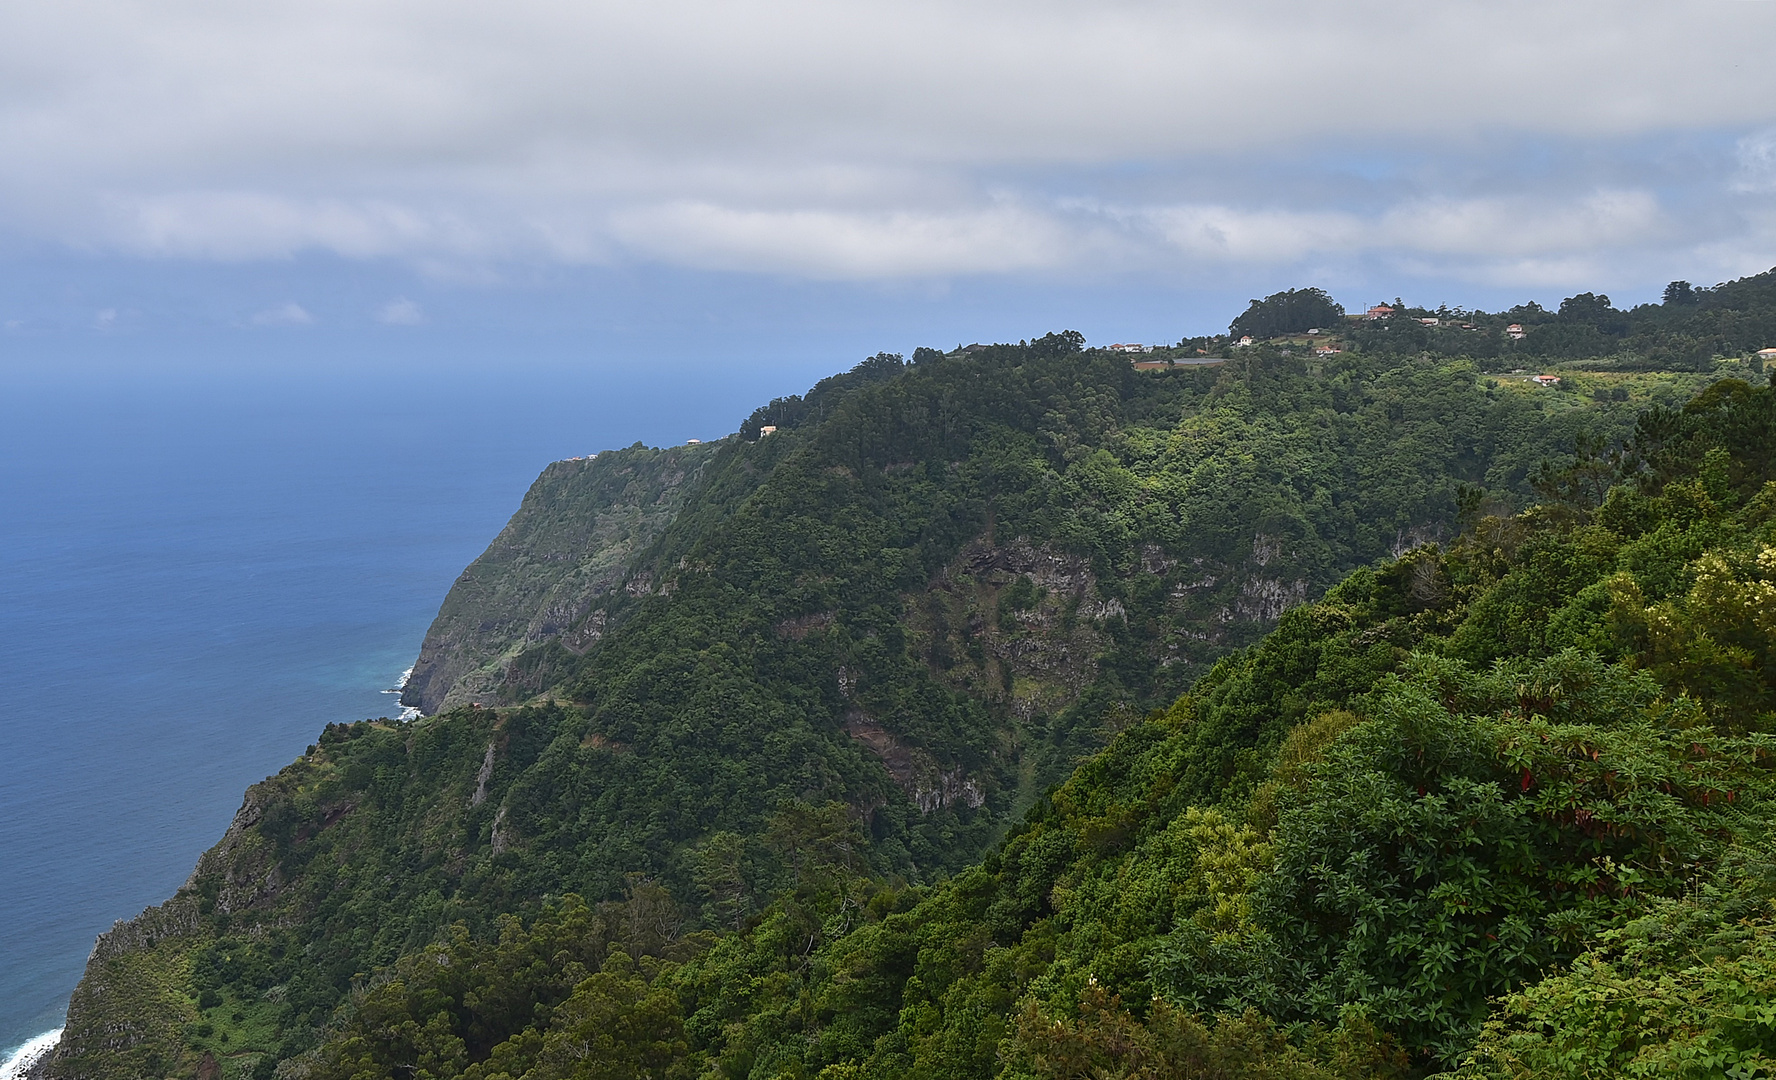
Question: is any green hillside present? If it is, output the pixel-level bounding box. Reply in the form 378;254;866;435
39;273;1776;1080
289;377;1775;1080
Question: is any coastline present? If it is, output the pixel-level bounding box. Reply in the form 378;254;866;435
0;361;739;1074
384;665;424;721
1;1030;61;1080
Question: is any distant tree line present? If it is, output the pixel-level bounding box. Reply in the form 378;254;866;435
1194;269;1776;372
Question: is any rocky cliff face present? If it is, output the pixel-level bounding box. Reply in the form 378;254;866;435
41;897;204;1080
401;441;717;714
36;781;293;1080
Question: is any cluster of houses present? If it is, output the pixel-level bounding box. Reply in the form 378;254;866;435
1111;330;1775;379
1353;303;1518;337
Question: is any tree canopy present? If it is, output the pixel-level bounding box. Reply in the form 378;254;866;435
1229;287;1346;339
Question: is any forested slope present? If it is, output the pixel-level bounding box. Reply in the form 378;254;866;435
293;377;1776;1080
39;317;1768;1080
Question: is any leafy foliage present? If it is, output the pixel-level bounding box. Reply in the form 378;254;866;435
623;377;1773;1079
1444;839;1776;1079
1009;982;1408;1080
305;894;701;1080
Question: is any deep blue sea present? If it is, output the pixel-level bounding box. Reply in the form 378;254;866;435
0;349;822;1067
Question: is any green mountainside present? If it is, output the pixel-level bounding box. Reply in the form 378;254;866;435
40;273;1776;1080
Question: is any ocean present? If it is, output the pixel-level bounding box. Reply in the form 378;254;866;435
0;349;819;1068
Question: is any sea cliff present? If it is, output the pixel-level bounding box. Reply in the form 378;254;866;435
402;442;718;715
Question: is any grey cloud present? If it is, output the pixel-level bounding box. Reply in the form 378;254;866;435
1;0;1774;285
114;193;452;261
607;201;1085;278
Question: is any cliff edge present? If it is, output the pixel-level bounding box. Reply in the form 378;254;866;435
401;441;717;714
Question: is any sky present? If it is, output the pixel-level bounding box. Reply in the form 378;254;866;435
5;0;1776;372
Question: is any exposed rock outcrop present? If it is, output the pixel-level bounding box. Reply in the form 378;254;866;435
840;710;985;812
908;538;1111;722
40;893;205;1080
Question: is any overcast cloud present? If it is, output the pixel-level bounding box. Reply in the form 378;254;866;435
3;0;1776;294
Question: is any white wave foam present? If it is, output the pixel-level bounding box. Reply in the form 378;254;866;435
398;706;423;722
1;1029;62;1080
382;666;415;694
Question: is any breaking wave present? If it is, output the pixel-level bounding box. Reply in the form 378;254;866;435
381;666;414;694
1;1030;62;1080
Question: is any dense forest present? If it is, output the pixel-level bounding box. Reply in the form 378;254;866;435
39;271;1776;1080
